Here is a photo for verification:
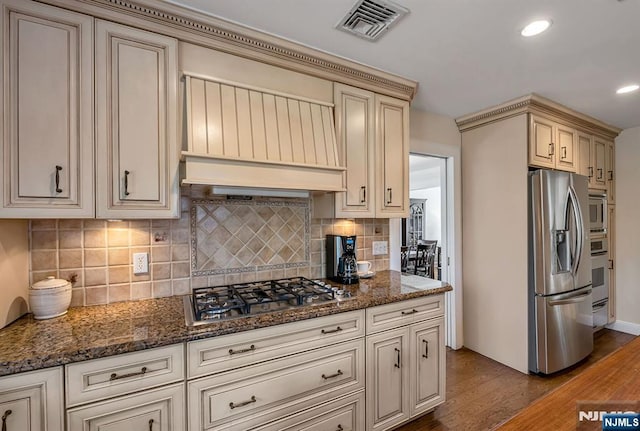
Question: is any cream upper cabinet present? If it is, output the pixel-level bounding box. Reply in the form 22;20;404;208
333;83;375;218
577;132;594;185
375;94;409;217
605;140;615;204
317;85;408;219
0;0;94;217
0;367;64;431
96;20;179;218
555;124;577;172
592;136;607;189
529;115;576;172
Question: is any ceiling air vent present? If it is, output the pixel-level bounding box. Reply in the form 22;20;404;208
336;0;409;41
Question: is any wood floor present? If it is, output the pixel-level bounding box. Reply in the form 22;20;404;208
395;329;636;431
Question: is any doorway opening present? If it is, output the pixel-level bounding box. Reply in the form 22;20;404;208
401;154;447;280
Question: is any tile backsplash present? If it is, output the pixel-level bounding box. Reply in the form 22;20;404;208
28;190;390;306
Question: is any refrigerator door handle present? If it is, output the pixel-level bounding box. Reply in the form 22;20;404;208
568;185;584;276
548;290;591;306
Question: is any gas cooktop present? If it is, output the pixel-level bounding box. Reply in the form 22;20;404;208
184;277;349;326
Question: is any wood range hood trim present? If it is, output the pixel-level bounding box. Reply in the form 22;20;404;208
182;75;346;193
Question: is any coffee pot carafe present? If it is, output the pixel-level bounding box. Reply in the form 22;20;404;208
326;234;359;284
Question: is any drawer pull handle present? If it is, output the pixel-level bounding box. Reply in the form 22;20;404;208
337;425;344;431
422;339;429;359
321;326;342;334
608;170;614;181
229;395;256;410
229;344;256;355
55;165;63;193
149;419;154;431
401;309;418;315
588;167;594;178
561;146;567;159
360;185;366;203
597;168;603;180
322;369;343;380
110;366;147;381
2;410;11;431
548;143;554;156
395;347;401;368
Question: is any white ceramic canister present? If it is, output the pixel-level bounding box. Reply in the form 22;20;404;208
29;276;72;319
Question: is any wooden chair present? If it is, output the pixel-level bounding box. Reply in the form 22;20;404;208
414;241;437;277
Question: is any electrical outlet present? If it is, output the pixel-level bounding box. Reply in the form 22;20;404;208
133;252;149;275
372;241;388;255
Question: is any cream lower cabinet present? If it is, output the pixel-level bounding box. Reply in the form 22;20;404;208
95;20;179;219
187;310;366;431
67;384;185;431
319;83;409;219
365;295;445;431
0;0;94;217
0;367;64;431
65;344;186;431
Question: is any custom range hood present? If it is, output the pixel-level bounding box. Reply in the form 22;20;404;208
181;75;345;195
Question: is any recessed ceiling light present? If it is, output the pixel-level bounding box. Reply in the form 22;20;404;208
521;20;552;37
616;84;639;94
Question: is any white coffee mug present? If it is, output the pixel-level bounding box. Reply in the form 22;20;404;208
357;261;372;273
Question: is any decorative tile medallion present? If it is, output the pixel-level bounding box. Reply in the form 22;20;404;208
190;198;310;276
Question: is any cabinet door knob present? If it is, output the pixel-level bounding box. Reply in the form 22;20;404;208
124;170;131;196
2;409;12;431
55;165;63;193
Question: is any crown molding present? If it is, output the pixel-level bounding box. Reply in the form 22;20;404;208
39;0;418;101
456;93;622;139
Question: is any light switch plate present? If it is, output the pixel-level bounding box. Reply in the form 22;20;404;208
133;252;149;275
372;241;388;255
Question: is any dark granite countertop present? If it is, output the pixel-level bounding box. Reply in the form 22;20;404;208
0;271;451;377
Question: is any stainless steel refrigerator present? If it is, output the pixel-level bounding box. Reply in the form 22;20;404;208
529;169;593;374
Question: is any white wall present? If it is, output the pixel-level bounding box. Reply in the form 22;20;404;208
610;127;640;334
406;108;463;349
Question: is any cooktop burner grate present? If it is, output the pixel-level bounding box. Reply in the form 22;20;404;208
190;277;338;322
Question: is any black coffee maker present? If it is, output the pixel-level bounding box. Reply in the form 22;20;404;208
326;234;359;284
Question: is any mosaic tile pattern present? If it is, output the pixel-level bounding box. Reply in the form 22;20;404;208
191;199;310;276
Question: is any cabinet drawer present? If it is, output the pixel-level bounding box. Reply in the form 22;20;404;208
252;390;365;431
67;383;185;431
65;344;185;407
188;338;364;431
366;295;444;334
188;310;364;378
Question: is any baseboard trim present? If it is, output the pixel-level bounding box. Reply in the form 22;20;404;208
605;320;640;335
